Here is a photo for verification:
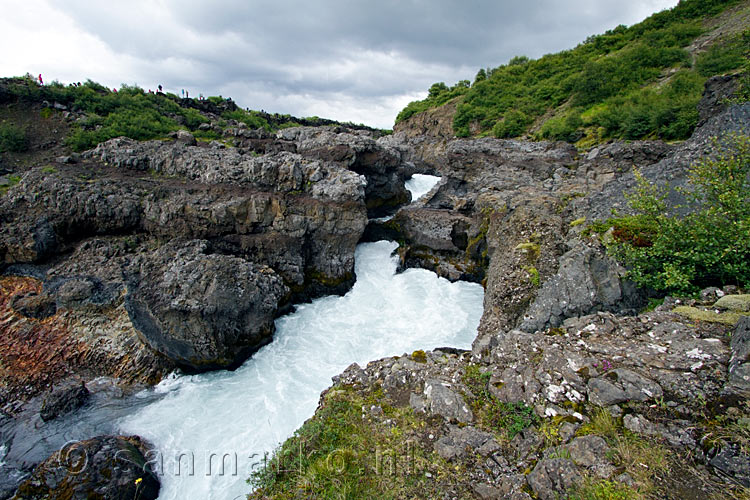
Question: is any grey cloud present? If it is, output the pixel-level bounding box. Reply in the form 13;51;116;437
41;0;678;127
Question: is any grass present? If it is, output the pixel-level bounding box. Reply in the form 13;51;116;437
248;385;468;499
570;478;637;500
576;408;671;498
578;408;621;441
672;305;744;325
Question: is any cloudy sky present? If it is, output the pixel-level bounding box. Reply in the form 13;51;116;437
1;0;678;128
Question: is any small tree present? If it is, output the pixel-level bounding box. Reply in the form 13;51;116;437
610;133;750;294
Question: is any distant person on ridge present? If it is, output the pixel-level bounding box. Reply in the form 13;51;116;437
158;84;162;92
38;74;43;85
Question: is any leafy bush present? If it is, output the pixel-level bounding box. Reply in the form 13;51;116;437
492;109;532;138
609;134;750;294
539;111;583;142
0;123;28;152
396;80;470;124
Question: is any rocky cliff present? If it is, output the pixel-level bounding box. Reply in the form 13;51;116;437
251;76;750;499
1;71;749;499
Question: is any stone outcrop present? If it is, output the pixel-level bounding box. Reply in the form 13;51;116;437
124;240;288;370
12;436;160;500
226;125;413;216
322;302;744;498
0;132;376;375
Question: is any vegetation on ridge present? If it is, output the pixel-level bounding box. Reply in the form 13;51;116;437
1;76;378;153
396;0;750;143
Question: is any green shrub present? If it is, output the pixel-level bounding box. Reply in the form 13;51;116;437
395;80;470;124
539;111;583;142
492;109;531;138
609;134;750;294
0;123;28;152
696;29;750;77
221;109;271;130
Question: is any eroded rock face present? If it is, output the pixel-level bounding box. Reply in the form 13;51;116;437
0;132;374;376
727;316;750;396
124;240;288;370
11;436;160;500
518;241;641;333
275;126;412;216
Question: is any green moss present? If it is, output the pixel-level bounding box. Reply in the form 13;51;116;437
672;305;743;325
515;242;540;261
546;327;566;337
41;165;57;174
411;350;427;363
523;265;540;287
306;270;354;289
570;217;586;227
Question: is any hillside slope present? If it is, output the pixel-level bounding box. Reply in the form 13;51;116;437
395;0;750;144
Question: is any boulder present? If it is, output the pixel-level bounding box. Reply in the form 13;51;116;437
714;294;750;312
519;242;641;332
727;316;750;395
125;240;288;370
526;458;582;500
565;435;610;468
587;368;663;406
12;436;159;500
421;379;473;423
434;425;499;460
10;292;56;319
174;129;196;145
40;379;90;422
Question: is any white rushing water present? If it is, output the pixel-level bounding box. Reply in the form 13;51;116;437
120;174;483;500
405;173;439;201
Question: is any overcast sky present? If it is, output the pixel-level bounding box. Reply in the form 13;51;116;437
1;0;679;128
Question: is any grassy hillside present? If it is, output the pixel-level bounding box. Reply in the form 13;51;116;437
395;0;750;144
0;77;376;153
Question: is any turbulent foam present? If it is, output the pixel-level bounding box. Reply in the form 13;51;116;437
405;174;440;201
119;175;482;500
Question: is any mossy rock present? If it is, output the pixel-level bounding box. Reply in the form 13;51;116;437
673;305;744;325
714;294;750;313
